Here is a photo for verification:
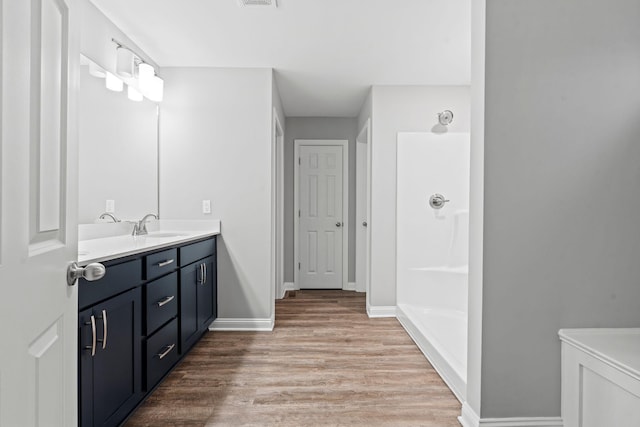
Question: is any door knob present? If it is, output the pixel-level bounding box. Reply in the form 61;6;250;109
429;193;450;210
336;222;343;227
67;262;106;286
362;221;367;227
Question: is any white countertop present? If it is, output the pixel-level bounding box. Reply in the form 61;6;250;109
78;220;220;265
559;328;640;380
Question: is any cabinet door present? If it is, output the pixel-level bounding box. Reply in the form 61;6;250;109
180;262;200;353
80;288;142;427
197;256;217;330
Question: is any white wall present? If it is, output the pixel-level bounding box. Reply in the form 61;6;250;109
159;67;274;321
368;86;470;307
478;0;640;418
284;117;358;283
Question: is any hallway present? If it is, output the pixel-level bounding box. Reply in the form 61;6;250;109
125;291;461;426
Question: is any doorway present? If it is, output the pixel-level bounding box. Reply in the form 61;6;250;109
294;140;349;289
272;110;285;304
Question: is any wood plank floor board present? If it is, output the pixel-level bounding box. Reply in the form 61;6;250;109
125;290;461;427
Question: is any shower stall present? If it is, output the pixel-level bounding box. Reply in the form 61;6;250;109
396;131;470;401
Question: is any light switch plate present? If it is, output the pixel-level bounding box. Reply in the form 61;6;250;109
202;200;211;214
105;199;115;213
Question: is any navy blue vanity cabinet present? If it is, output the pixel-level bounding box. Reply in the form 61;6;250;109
79;287;142;427
79;235;217;427
179;239;217;353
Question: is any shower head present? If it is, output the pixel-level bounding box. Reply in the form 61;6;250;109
438;110;454;126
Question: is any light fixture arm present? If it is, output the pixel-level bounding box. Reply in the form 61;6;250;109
111;38;150;70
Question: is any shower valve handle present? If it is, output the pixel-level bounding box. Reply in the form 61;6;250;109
429;194;450;209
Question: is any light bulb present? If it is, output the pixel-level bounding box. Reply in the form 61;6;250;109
127;85;143;102
105;72;123;92
146;75;164;102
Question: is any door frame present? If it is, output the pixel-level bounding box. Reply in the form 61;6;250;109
294;139;349;290
355;119;372;299
271;109;285;310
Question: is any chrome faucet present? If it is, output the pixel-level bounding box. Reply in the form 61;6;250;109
132;213;158;236
99;212;121;223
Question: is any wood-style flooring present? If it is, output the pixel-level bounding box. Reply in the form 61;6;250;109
125;290;461;426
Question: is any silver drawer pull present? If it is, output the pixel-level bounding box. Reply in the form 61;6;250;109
157;259;174;267
156;295;175;307
157;344;176;360
85;315;97;356
101;309;108;350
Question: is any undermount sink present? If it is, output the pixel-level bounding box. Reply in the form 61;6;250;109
144;232;187;238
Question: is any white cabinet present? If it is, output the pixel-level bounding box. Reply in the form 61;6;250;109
559;329;640;427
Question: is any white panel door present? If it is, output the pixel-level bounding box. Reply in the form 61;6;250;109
0;0;80;425
298;145;344;289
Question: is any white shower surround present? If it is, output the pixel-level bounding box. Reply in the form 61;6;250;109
396;132;470;402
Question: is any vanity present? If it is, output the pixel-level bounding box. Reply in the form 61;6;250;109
77;224;220;427
559;328;640;427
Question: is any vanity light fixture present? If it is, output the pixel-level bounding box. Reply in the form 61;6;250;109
112;38;164;102
116;46;135;78
105;72;124;92
138;63;164;102
127;84;143;102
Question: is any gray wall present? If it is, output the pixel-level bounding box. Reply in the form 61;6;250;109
479;0;640;418
160;67;274;321
284;117;358;283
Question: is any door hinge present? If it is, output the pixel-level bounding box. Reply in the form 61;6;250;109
298;157;301;165
298;262;301;270
298;209;301;217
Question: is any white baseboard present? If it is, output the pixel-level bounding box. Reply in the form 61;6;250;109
209;317;274;331
366;305;397;318
344;282;356;291
396;305;465;402
277;282;296;299
459;403;481;427
458;403;563;427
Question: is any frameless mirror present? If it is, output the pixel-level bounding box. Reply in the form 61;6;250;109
78;55;158;224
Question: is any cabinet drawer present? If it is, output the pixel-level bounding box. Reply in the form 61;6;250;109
145;248;178;280
145;318;179;390
145;272;178;335
180;238;215;266
79;259;142;310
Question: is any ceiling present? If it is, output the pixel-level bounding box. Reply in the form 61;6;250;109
90;0;471;117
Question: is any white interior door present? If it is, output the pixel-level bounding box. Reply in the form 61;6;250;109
298;145;344;289
0;0;80;425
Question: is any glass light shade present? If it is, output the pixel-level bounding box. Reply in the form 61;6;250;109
127;85;143;102
88;62;106;78
146;75;164;102
105;72;123;92
116;47;134;78
138;63;155;91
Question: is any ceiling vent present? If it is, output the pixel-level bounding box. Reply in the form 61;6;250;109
237;0;277;7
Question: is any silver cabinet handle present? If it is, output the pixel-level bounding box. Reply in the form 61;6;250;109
156;295;175;307
157;259;174;267
157;344;175;360
67;262;106;286
96;309;108;350
203;263;207;285
85;315;97;357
